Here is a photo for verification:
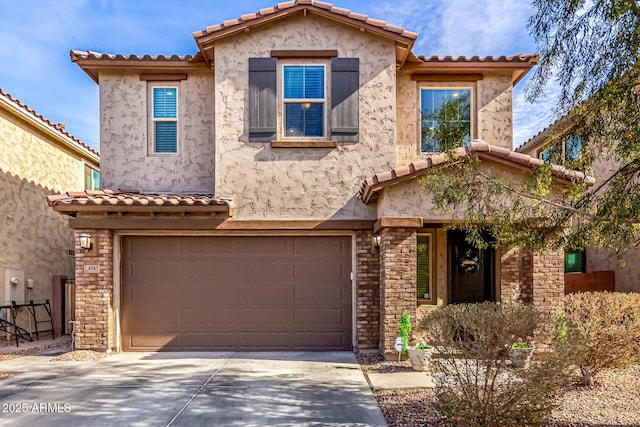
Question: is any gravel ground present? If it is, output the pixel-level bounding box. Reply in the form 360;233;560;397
49;350;108;362
357;353;640;427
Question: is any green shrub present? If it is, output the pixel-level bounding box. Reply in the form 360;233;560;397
398;311;412;353
562;291;640;385
420;302;570;427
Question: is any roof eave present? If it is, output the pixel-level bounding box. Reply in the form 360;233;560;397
70;51;208;84
50;204;232;214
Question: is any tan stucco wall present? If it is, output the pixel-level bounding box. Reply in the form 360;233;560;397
376;159;533;218
477;75;513;148
99;69;215;193
396;71;514;165
213;14;395;220
0;109;82;316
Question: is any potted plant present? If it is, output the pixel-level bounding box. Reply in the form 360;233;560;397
407;337;434;371
510;341;534;368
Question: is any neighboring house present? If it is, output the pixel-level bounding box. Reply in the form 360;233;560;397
48;1;588;355
0;88;99;337
517;117;639;293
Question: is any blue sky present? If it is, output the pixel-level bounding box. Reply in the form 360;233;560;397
0;0;558;152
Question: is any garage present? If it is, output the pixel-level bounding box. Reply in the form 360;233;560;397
120;235;352;351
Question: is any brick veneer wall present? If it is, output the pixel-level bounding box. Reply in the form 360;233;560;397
73;229;113;351
379;227;417;356
531;249;564;314
355;230;380;349
500;247;533;303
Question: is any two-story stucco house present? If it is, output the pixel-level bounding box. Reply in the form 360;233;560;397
48;1;588;355
1;88;99;338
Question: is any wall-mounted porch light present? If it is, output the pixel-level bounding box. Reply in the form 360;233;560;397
78;234;94;251
373;234;381;250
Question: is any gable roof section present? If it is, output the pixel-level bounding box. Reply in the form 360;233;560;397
360;140;594;204
0;88;99;165
70;50;207;84
47;189;234;215
192;0;417;67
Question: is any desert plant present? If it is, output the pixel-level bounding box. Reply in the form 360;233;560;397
420;302;571;427
398;311;412;353
562;291;640;386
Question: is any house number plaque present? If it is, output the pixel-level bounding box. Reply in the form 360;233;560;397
84;265;100;273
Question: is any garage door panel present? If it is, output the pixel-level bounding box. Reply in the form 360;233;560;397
128;287;179;305
123;308;181;327
295;284;344;302
126;236;180;255
233;237;289;254
294;262;347;282
294;332;346;348
129;333;181;350
293;237;345;254
121;235;352;351
294;308;344;325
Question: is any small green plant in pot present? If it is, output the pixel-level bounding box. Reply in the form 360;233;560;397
407;336;434;371
510;341;534;368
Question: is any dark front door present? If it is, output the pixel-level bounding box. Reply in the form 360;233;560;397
448;230;495;304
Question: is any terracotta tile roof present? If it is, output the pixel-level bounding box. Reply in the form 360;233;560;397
69;50;196;62
359;140;594;204
0;88;99;159
192;0;418;41
416;54;539;64
47;190;234;215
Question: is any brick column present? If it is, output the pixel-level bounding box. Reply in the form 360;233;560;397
73;229;113;351
379;227;417;357
355;230;380;350
500;247;533;304
531;249;564;314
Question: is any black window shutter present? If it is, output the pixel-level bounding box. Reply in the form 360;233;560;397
248;58;277;142
331;58;359;142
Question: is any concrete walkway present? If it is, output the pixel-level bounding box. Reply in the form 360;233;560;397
0;352;386;426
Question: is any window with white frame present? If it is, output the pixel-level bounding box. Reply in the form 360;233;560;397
84;165;100;191
421;88;471;153
150;85;178;154
282;65;326;138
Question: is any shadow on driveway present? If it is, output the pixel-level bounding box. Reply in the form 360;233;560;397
0;352;385;426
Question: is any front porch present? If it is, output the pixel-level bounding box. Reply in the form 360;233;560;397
372;220;564;356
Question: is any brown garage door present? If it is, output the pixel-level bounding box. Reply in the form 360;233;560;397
121;235;352;351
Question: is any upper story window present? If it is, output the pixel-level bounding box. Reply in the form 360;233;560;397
537;134;582;164
248;56;359;145
283;65;326;138
150;85;178;154
84;165;100;191
565;135;582;161
421;88;471;153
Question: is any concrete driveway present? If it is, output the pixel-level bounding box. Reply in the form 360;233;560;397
0;351;386;426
